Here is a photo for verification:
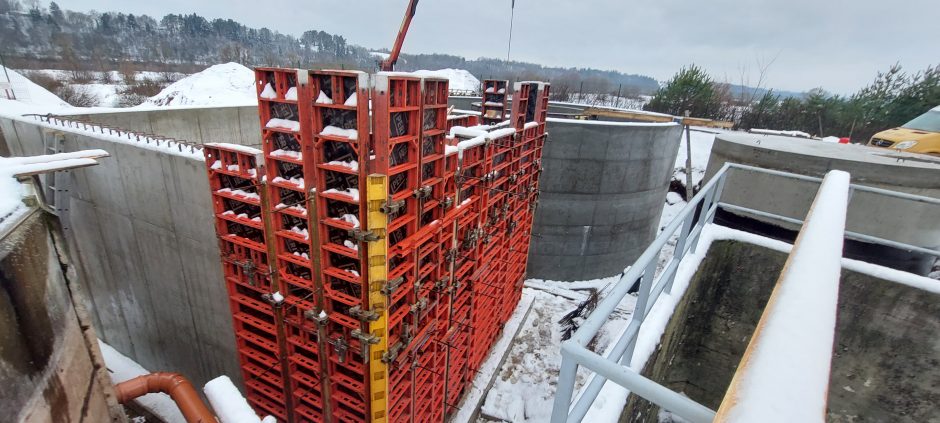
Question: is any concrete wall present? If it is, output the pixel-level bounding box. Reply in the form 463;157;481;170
527;119;682;281
705;134;940;252
0;116;240;389
1;209;126;422
64;105;262;148
447;96;588;117
620;240;940;422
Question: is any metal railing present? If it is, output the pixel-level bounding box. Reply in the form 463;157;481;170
713;170;849;422
550;162;940;423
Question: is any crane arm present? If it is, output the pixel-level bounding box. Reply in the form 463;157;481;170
380;0;419;71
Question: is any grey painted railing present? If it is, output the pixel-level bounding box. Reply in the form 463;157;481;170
550;162;940;423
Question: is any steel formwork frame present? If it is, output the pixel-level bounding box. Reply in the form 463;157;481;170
205;69;550;423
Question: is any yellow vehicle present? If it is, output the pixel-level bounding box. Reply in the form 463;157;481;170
869;106;940;155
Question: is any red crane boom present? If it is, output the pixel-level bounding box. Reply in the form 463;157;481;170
379;0;420;71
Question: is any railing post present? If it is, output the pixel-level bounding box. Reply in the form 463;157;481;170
551;345;579;423
706;171;728;225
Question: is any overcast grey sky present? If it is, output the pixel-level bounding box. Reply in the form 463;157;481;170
58;0;938;94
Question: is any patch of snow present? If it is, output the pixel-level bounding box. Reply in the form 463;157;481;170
338;213;360;228
285;87;298;101
820;136;841;143
266;118;301;132
315;90;333;104
320;125;358;140
259;83;277;99
270;149;302;161
343;240;359;251
323;187;360;202
204;375;270;423
719;171;849;422
145;63;256;107
410;69;481;92
344;92;357;107
326;159;359;171
98;340;185;423
749;128;813;138
271;291;285;304
273;176;304;189
0;65;69;107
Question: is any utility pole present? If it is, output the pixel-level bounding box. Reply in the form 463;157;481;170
683;110;694;202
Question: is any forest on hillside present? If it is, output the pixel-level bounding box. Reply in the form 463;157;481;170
0;0;659;95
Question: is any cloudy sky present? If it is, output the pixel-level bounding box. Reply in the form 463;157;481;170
61;0;938;94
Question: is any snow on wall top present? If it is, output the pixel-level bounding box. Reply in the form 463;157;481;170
717;170;849;423
0;65;69;108
145;62;256;107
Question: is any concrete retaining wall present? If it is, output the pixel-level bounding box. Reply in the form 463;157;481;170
527;119;681;281
64;105;262;148
0;116;240;389
1;210;125;422
620;240;940;422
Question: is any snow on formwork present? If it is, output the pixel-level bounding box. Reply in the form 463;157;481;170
145;62;256;107
0;164;27;233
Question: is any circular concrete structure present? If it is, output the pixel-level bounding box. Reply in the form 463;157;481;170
527;118;682;281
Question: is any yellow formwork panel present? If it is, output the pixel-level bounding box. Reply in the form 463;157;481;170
366;174;389;423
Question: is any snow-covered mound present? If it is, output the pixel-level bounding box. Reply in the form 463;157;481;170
0;65;69;108
412;69;480;92
146;62;256;107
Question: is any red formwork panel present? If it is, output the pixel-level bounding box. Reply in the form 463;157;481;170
204;143;298;422
209;67;550;423
480;79;509;125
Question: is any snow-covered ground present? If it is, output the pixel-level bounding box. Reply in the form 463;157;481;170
146;63;256;107
411;68;481;92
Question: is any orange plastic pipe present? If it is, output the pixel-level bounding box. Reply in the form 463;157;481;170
114;372;217;423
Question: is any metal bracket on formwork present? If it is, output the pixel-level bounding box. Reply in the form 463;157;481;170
303;308;329;325
379;198;405;215
410;297;428;313
434;276;450;292
236;260;258;286
351;329;381;345
380;276;405;296
349;228;381;242
382;341;404;364
412;185;433;199
365;174;390;423
444;248;458;262
329;336;348;364
440;196;454;210
348;306;380;322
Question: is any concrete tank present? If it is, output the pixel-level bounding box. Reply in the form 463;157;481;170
527;118;682;281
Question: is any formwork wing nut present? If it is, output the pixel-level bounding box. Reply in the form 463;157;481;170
349;306;380;322
351;329;381;345
379;198;405;215
381;276;405;296
349;228;381;242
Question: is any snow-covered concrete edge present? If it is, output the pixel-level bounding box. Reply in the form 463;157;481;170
580;223;940;421
1;113;204;161
451;291;536;423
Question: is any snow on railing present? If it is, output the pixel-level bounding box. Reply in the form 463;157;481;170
714;170;849;423
23;114;204;157
551;163;940;423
